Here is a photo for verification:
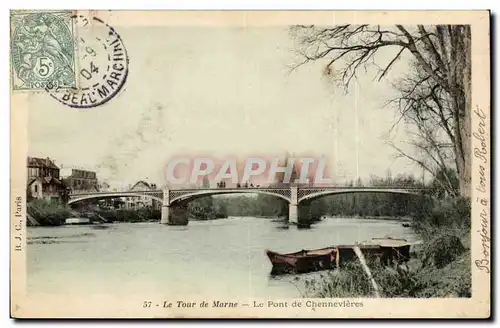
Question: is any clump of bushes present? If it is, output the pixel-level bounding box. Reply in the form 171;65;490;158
302;262;376;298
187;197;228;220
414;252;471;297
302;196;471;298
302;254;471;298
28;199;72;226
96;207;161;222
302;262;425;298
421;232;466;269
413;197;471;238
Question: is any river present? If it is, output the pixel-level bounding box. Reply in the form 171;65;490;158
27;217;417;299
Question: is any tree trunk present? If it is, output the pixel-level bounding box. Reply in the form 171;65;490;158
453;92;470;198
458;26;472;198
450;26;471;199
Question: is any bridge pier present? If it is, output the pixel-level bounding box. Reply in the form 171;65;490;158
289;204;298;224
288;203;312;226
160;205;170;224
288;185;302;225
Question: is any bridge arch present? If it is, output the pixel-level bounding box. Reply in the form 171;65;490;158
297;188;421;204
67;193;164;206
168;189;291;206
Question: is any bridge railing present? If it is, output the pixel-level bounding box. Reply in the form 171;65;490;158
168;186;423;191
69;185;423;195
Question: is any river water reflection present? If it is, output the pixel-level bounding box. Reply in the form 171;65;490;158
27;217;417;298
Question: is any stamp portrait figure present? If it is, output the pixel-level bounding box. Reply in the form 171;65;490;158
11;11;76;90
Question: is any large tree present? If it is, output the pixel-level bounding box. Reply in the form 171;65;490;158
290;25;471;197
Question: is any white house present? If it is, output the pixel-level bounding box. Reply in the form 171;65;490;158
124;180;160;209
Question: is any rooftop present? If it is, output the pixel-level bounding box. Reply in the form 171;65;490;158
27;157;59;170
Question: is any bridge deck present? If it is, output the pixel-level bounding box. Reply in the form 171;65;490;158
70;186;421;195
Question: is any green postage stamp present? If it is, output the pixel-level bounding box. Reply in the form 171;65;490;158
10;10;77;91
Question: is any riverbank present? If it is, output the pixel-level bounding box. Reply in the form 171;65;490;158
302;197;471;298
27;199;415;227
327;215;413;222
27;200;163;225
26;199;229;226
27;200;73;226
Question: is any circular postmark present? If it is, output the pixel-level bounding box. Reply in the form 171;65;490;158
47;15;129;108
11;11;77;90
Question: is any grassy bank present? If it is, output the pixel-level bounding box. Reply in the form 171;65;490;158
302;197;471;298
27;199;163;225
27;200;72;226
27;199;227;226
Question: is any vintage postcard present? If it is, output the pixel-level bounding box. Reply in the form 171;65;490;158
10;10;490;318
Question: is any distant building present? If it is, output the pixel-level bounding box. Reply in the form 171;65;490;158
61;167;99;193
27;157;66;202
124;180;160;209
98;181;111;191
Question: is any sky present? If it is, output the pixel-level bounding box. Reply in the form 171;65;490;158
27;26;420;188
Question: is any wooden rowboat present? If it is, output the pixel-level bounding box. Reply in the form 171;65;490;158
265;238;415;275
265;247;338;275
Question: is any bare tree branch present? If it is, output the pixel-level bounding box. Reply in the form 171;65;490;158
291;24;471;197
396;25;450;91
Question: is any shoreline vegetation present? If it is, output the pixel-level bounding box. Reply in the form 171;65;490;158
27;175;471;298
284;24;473;298
27;198;471;298
25;200;415;227
28;175;426;227
298;197;471;298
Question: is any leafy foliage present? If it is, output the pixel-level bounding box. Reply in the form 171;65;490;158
97;207;161;222
413;196;471;237
187;196;229;220
215;173;424;218
27;199;71;226
301;195;471;298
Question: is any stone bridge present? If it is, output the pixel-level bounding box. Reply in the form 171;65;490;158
68;186;422;225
